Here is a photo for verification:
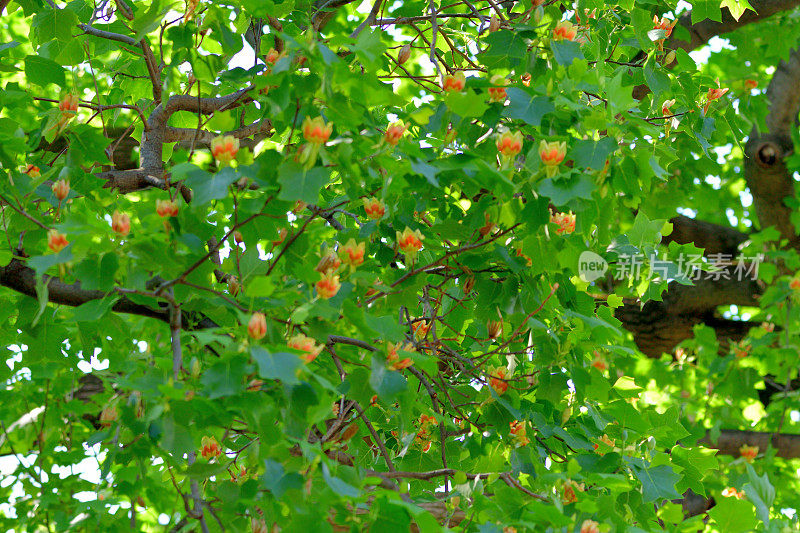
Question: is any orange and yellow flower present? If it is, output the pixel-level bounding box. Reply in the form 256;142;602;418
489;366;508;395
25;164;41;178
47;229;68;253
739;444;758;463
442;71;466;92
156;199;179;218
703;87;729;115
201;436;221;459
384;120;408;146
316;270;341;299
509;420;530;446
364;197;386;220
302;116;332;145
553;21;577;41
580;520;600;533
562;479;584;504
315;250;341;274
722;487;746;499
211;135;239;165
539;140;567;177
396;227;424;261
339;239;365;268
288;333;324;363
496;130;523;158
744;79;758;90
387;341;415;370
550;211;576;235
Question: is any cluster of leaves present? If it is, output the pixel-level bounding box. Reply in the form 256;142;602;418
0;0;799;531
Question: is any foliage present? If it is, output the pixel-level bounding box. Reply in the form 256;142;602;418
0;0;798;531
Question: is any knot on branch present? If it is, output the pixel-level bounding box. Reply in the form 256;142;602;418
755;141;781;168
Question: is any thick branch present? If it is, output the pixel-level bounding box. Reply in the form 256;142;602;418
701;429;800;459
744;47;800;247
665;215;748;256
615;272;761;357
670;1;800;54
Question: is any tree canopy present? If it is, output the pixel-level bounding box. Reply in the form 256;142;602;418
1;0;800;531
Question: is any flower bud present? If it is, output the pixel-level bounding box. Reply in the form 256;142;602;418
397;44;411;65
315;251;341;274
52;179;70;202
247;312;267;340
111;211;131;236
228;276;241;296
487;320;502;339
233;230;244;245
489;14;501;33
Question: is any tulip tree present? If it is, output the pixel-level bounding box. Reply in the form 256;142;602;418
3;0;800;531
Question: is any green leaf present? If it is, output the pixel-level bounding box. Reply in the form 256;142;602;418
720;0;754;21
444;90;488;118
708;495;759;532
321;462;361;498
692;0;723;23
632;464;682;502
550;40;584;66
571;137;616;170
183;166;238;205
252;347;302;385
369;357;407;402
33;8;78;42
200;358;247;399
277;161;331;204
24;55;66;87
743;463;775;526
503;89;554;126
351;29;385;69
72;296;119;322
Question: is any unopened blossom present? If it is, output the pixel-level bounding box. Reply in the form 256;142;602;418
397;44;411;64
489;366;508;395
396;227;424;261
247;312;267;340
487;320;502;339
272;228;287;247
316;270;341;299
302;116;332;145
99;404;118;427
288;333;323;363
251;517;268;533
47;229;68;253
553;21;577;41
211;135;239;165
387;341;415;370
703;87;729;114
364;197;385;220
496;130;523;158
442;71;466;92
264;47;283;68
384;120;408;146
201;436;221;459
338;239;365;268
156;199;179;218
550;211;576;235
739;444;758;463
315;250;341;274
52;179;69;202
111;211;131;236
